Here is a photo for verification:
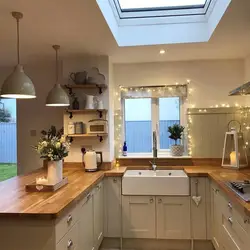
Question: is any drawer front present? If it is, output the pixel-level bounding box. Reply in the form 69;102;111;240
56;205;79;243
221;224;241;250
56;222;78;250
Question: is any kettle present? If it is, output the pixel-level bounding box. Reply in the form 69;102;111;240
81;148;103;172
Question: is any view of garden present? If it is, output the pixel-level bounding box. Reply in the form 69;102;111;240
0;99;17;182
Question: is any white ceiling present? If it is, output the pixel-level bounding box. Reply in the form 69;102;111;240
0;0;249;65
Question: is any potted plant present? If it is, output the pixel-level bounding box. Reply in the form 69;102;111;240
34;126;70;184
168;124;185;156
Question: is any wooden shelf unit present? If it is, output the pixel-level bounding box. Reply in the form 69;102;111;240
66;109;108;118
67;133;108;142
64;83;107;94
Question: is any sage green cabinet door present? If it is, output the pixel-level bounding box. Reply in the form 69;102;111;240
93;182;104;249
156;196;191;239
210;182;222;250
104;177;122;237
78;193;94;250
122;196;156;239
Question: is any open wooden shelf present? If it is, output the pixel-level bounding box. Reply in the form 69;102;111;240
66;109;108;118
67;133;108;142
64;83;107;94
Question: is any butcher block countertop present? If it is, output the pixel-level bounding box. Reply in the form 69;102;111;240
0;165;126;219
1;164;250;218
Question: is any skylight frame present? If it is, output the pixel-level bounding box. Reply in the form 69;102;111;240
113;0;212;19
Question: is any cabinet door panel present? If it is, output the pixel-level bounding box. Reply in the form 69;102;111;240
93;182;104;249
78;194;94;250
122;196;156;239
104;177;122;237
156;196;190;239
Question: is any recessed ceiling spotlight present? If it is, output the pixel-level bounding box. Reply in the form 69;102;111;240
159;49;166;55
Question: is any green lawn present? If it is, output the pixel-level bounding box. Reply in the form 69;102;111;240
0;164;17;182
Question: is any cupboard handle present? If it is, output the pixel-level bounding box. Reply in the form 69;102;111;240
228;202;233;209
67;214;73;224
87;193;91;200
228;217;233;225
113;178;117;183
158;199;162;203
67;239;73;248
150;198;154;203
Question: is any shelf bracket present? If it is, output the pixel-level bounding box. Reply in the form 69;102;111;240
96;85;103;94
97;135;103;142
97;110;103;118
65;85;73;95
66;110;73;119
69;137;74;143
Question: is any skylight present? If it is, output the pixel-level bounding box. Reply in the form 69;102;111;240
118;0;207;11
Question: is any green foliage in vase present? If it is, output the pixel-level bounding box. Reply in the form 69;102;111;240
33;126;70;161
168;124;185;145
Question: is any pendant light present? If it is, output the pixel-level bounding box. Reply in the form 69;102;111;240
46;45;70;107
1;12;36;99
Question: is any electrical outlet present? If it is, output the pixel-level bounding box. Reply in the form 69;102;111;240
30;130;37;137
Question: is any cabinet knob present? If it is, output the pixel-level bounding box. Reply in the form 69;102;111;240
67;214;73;224
113;178;117;183
244;218;249;224
150;198;154;203
67;239;73;248
228;202;233;209
158;199;162;203
228;217;233;225
215;189;220;194
96;185;101;190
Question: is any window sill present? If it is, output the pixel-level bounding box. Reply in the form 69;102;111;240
118;154;191;159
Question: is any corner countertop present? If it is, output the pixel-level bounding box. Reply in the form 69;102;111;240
0;165;126;219
1;164;250;219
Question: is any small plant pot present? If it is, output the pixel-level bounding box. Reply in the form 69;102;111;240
170;145;184;156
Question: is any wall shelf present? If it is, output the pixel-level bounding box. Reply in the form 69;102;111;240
66;109;108;119
64;83;107;94
67;133;108;142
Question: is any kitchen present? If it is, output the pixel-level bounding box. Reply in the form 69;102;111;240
1;1;250;250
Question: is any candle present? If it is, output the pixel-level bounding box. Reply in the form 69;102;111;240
230;151;239;167
36;177;48;185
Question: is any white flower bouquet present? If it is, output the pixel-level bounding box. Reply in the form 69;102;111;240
34;126;70;161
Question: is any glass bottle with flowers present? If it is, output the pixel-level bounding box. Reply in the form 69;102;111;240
34;126;70;184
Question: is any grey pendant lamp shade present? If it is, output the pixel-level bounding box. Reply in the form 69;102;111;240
46;45;70;107
0;12;36;99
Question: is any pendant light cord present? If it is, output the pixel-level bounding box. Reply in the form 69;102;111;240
56;47;58;83
17;18;20;64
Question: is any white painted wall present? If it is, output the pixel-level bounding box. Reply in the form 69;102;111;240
113;59;248;108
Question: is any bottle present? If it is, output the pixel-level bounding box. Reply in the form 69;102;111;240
72;97;80;110
122;141;127;156
68;122;75;135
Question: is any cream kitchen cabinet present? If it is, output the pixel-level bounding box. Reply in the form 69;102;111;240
93;182;104;249
210;181;222;250
156;196;191;239
190;177;209;240
78;181;104;250
104;177;122;237
78;192;94;250
122;196;156;238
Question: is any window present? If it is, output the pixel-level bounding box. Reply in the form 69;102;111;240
124;97;182;154
118;0;207;11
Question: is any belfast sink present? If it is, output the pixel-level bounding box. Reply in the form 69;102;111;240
122;170;190;196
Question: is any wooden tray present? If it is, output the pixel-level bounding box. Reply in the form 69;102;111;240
25;177;68;192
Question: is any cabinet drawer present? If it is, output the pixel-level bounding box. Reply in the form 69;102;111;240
55;205;79;243
56;222;78;250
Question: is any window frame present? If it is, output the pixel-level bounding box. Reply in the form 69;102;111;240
112;0;213;19
122;96;187;156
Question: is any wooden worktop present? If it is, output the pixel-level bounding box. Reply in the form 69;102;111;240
1;164;250;218
0;165;126;219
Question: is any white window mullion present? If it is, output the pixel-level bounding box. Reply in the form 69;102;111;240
151;98;160;151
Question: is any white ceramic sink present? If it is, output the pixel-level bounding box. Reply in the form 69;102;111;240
122;170;189;196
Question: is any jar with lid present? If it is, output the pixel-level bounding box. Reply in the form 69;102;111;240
68;122;75;135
